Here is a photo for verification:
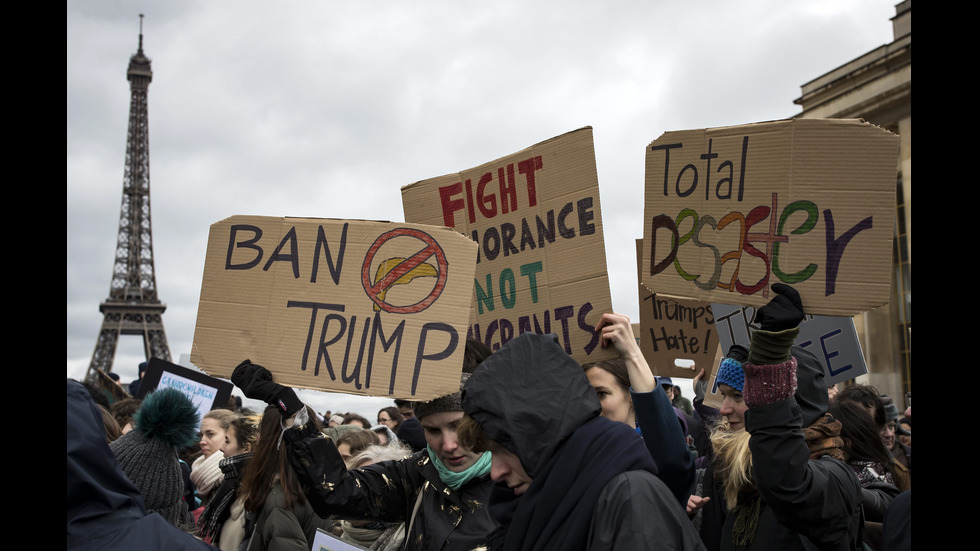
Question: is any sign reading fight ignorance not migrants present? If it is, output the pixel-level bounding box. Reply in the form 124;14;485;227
402;128;615;364
190;217;478;401
642;119;898;316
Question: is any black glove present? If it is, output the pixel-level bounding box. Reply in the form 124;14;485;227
753;283;805;332
726;344;749;363
232;359;304;417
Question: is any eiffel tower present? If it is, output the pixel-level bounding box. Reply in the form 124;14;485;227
86;15;171;381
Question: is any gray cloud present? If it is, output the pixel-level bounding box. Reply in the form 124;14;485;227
67;0;897;415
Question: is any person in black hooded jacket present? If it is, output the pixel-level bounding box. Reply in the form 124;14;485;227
693;284;863;551
67;379;215;551
459;332;705;551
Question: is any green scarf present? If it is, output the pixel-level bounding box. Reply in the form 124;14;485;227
426;446;492;490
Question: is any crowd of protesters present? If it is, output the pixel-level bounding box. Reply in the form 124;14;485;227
68;284;910;550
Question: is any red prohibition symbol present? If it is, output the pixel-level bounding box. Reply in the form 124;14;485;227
361;228;449;314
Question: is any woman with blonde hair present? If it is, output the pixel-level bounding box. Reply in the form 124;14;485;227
192;409;237;513
687;285;862;551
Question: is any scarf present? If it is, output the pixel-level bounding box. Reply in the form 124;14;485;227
850;460;894;488
730;486;762;547
803;413;845;461
488;416;657;551
197;452;252;543
341;520;388;546
426;446;492;490
191;450;226;498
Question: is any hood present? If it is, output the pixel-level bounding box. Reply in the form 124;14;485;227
67;379;146;536
462;332;600;477
792;345;829;427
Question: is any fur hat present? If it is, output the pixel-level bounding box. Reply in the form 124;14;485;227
110;387;199;526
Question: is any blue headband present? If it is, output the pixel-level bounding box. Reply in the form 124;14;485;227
715;357;745;392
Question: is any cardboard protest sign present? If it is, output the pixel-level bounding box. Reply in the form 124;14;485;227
94;369;131;403
642;119;898;316
636;240;719;379
139;358;233;425
401;128;615;364
712;303;868;385
190;217;478;401
702;369;725;410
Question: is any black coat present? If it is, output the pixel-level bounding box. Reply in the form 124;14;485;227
248;483;334;551
285;423;494;551
462;332;704;551
66;380;215;551
738;397;862;550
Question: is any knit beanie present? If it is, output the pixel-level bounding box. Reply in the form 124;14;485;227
413;373;470;420
715;345;748;392
110;387;199;526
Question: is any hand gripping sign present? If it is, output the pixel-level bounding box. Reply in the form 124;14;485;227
191;217;478;401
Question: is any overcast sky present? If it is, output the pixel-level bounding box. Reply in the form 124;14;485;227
67;0;899;415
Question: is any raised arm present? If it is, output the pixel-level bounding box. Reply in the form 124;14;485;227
232;360;415;521
742;286;862;547
282;421;416;521
595;313;695;505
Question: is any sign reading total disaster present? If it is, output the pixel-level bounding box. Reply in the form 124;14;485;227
642;119;898;316
190;217;478;401
401;128;615;364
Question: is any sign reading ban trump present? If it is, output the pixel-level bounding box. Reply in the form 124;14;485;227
191;216;478;400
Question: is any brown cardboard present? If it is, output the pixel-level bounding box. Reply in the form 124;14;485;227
402;128;615;364
642;119;898;316
636;240;720;379
703;367;725;411
190;217;478;401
